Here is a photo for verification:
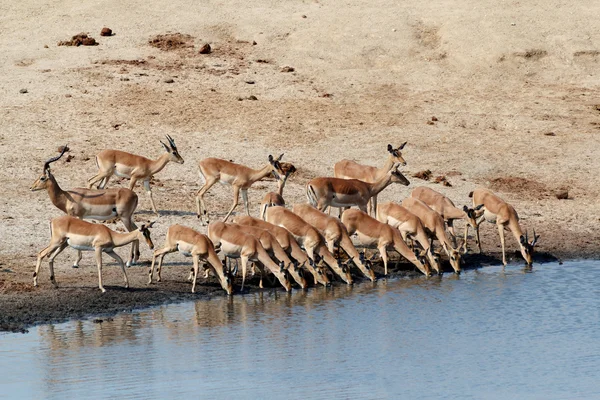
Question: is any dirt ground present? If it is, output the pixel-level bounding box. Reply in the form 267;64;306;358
2;0;600;332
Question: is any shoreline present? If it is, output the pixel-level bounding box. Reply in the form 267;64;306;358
0;249;588;334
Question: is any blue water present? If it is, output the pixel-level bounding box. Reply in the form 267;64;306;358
2;261;599;399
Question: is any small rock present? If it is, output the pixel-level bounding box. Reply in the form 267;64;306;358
413;170;432;181
198;43;212;54
280;66;295;72
544;132;556;136
65;94;72;98
44;45;49;49
302;15;307;18
248;95;258;100
81;37;97;46
431;116;438;121
19;89;28;94
57;145;70;153
555;190;569;200
321;93;333;98
426;120;434;125
164;78;174;83
100;27;113;36
120;77;130;81
252;41;257;45
245;80;255;84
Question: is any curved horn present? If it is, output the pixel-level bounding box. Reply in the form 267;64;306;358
147;218;159;228
165;134;177;149
43;145;68;172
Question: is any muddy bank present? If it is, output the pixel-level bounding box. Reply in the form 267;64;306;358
0;248;572;333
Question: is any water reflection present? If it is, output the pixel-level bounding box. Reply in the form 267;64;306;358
3;261;600;399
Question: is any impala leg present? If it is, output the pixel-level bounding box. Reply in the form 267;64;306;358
87;172;109;189
462;223;470;253
46;242;68;288
498;224;507;266
98;175;111;190
241;189;250;216
448;220;457;248
223;186;241;222
73;250;83;268
106;250;129;289
95;248;106;293
378;245;389;276
191;255;199;293
148;246;174;284
196;177;218;223
475;216;485;254
142;179;159;215
240;255;249;291
122;219;139;267
155;248;175;283
34;241;63;287
372;195;378;217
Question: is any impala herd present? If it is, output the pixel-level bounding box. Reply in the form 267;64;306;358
30;136;540;294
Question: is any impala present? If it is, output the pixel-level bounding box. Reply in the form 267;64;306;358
234;224;307;289
401;197;463;274
376;201;442;274
87;135;184;214
260;192;285;220
149;224;233;294
306;165;409;216
196;154;289;224
469;188;539;266
34;216;155;292
31;147;141;267
232;215;330;286
341;209;431;276
292;203;376;281
277;162;297;195
264;206;353;284
410;186;483;250
334;143;407;215
207;221;292;292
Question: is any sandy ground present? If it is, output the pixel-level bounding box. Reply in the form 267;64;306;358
1;0;600;331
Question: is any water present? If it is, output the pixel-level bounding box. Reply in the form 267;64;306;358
2;261;600;399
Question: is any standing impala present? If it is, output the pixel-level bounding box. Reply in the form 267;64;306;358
401;197;463;274
234;224;307;289
232;215;330;286
469;188;539;266
334;143;407;215
196;154;289;224
34;216;155;292
264;206;353;284
207;222;292;292
149;224;233;294
306;166;409;216
341;209;431;277
376;202;442;274
31;147;141;268
87;135;184;214
292;203;376;281
410;186;483;250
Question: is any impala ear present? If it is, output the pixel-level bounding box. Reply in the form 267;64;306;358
277;153;284;161
463;205;469;212
519;235;526;245
387;144;393;152
268;154;274;163
475;204;484;211
398;141;407;150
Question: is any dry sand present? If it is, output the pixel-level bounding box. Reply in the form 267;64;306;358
1;0;600;331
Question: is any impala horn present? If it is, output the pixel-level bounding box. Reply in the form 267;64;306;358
165;134;177;150
43;145;68;172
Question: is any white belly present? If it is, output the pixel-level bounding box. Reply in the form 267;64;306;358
177;242;194;257
220;240;243;258
85;211;118;221
484;210;497;224
114;164;133;178
68;242;95;251
356;232;379;247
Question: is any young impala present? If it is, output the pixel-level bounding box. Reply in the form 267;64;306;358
232;215;330;286
264;206;353;284
410;186;483;250
87;135;184;214
334;143;407;215
31;147;141;267
401;197;463;274
196;154;289;224
340;209;431;277
292;203;376;281
306;165;409;216
149;224;233;294
469;188;539;266
233;224;307;289
34;216;155;292
207;221;292;292
376;201;442;274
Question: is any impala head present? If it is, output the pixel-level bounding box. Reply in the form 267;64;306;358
387;142;407;166
338;259;353;285
448;247;462;274
289;260;308;289
463;204;485;228
390;165;410;186
277;162;297;195
519;229;540;266
276;261;293;292
268;153;286;180
161;135;184;164
30;146;68;191
423;248;442;274
138;220;158;250
309;258;331;286
358;252;376;281
413;251;432;277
